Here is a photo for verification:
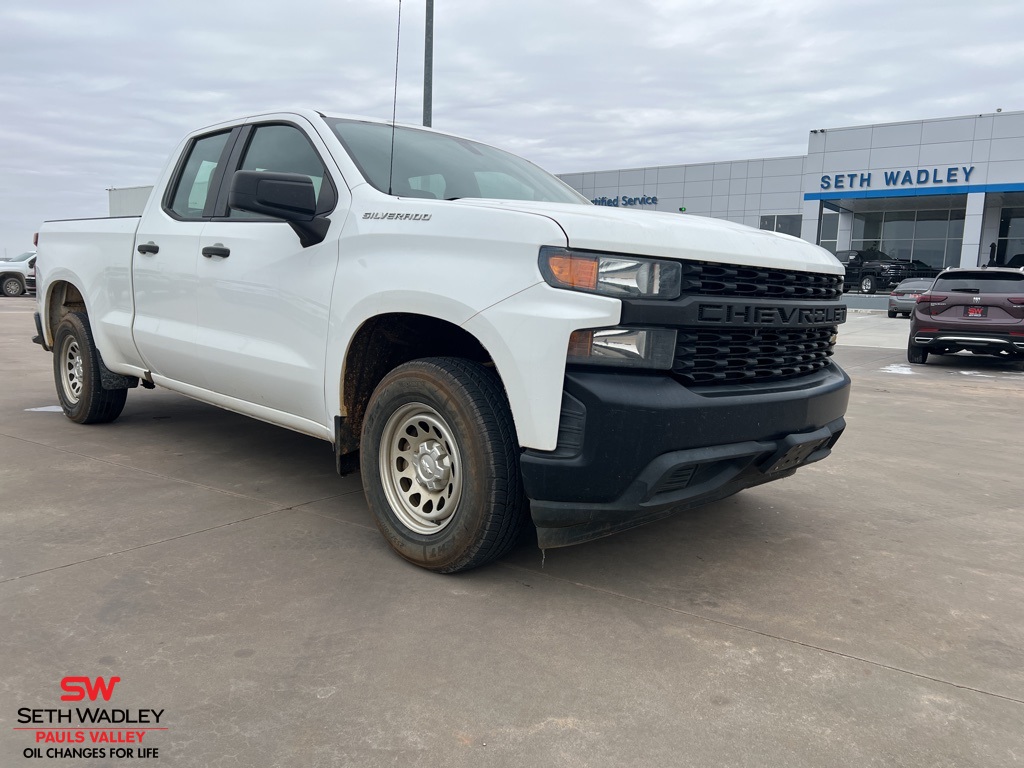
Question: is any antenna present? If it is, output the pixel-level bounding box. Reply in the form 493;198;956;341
388;0;402;196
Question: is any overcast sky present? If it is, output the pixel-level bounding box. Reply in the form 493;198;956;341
1;0;1022;255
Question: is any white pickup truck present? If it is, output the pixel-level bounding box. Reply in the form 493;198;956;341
34;109;850;572
2;251;36;296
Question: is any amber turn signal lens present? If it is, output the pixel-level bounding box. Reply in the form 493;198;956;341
568;329;595;358
546;253;599;290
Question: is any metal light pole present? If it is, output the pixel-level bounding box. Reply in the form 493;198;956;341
423;0;433;127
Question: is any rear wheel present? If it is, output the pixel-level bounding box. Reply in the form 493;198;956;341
887;308;897;318
2;276;25;296
907;342;929;365
360;357;527;573
53;312;128;423
861;274;878;294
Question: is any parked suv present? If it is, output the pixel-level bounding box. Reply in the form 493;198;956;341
836;249;938;294
888;277;934;318
1;251;36;296
908;267;1024;364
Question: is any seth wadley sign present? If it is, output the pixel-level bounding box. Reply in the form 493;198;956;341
820;166;975;191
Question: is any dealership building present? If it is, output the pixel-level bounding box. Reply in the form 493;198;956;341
557;110;1024;270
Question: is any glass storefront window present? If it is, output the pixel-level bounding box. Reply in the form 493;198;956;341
760;214;802;238
775;215;801;237
879;239;913;260
995;208;1024;264
999;208;1024;239
881;211;915;240
911;239;946;267
915;210;949;239
945;239;963;265
852;212;882;241
851;208;966;269
819;213;839;241
949;210;965;238
996;237;1024;264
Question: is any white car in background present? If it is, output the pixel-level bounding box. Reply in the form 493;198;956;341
1;251;36;296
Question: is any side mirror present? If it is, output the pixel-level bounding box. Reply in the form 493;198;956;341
228;171;330;247
230;171;316;220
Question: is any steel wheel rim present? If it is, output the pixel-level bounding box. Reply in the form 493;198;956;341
379;402;463;535
60;337;84;404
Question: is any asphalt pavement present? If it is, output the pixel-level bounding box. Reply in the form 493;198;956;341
1;295;1022;767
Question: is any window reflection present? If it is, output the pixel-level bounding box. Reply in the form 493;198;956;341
850;209;966;269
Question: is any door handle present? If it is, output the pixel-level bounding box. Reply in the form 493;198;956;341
202;245;230;258
137;242;159;255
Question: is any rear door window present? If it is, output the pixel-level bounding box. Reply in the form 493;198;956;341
168;131;232;219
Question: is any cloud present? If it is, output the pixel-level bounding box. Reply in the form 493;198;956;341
1;0;1022;251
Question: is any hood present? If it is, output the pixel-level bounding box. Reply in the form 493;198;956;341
452;200;843;275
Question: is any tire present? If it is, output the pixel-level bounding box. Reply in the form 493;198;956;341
2;276;25;296
360;357;527;573
861;274;878;294
887;308;897;318
53;312;128;424
907;342;929;365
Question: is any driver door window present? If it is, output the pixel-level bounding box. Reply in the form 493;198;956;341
228;124;334;218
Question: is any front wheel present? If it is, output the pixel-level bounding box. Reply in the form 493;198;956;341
360;357;527;573
53;312;128;423
861;274;878;294
2;276;25;296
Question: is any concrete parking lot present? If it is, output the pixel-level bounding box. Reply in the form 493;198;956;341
1;295;1022;767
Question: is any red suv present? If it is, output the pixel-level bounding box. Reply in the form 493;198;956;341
908;267;1024;364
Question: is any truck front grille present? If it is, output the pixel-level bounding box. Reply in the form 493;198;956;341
680;262;843;300
672;326;837;385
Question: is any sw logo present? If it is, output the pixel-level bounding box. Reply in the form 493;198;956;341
60;676;121;702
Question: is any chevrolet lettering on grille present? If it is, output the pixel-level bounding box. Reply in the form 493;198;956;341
696;303;847;326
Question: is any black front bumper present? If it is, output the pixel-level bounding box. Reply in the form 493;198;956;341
521;363;851;548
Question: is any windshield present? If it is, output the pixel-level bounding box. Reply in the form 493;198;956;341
327;119;588;205
1;251;34;263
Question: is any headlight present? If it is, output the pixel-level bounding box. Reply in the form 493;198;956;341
567;327;677;369
539;246;681;300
